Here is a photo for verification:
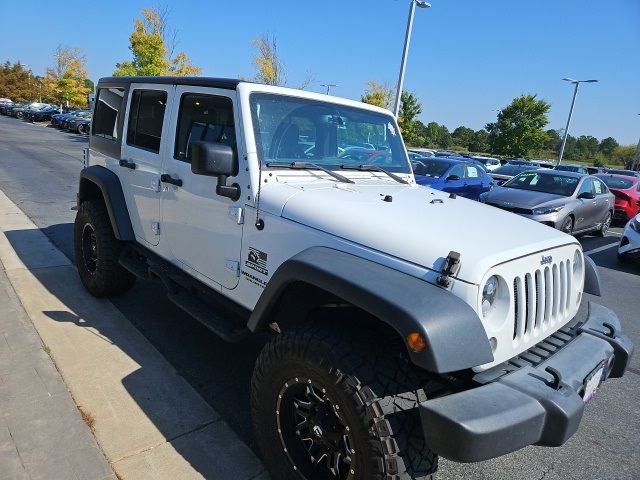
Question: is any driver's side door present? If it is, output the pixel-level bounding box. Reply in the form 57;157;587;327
443;164;467;196
160;86;245;289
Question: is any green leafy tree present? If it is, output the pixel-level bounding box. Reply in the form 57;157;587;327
486;94;550;157
574;135;599;161
469;129;490;153
562;134;577;160
599;137;619;158
451;126;475;149
611;145;637;166
398;90;422;146
114;6;201;77
543;129;561;153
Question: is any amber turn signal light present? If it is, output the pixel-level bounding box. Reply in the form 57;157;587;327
407;332;427;352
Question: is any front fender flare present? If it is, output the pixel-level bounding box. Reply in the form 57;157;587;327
248;247;493;373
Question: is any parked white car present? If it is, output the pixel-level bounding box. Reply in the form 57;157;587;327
75;76;633;480
472;155;502;171
618;214;640;262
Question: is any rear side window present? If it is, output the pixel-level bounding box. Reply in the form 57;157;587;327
93;88;125;140
174;93;235;162
466;165;480;178
126;90;167;153
593;178;607;195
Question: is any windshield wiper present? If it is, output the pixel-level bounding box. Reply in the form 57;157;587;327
340;164;408;184
265;161;354;184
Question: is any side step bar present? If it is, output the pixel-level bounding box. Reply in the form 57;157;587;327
119;249;250;343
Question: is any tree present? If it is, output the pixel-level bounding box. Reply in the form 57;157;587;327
251;34;285;86
611;145;637;166
398;91;422;146
361;80;394;110
0;61;41;102
486;94;550;157
114;6;201;77
451;126;475;149
543;129;562;154
574;135;599;161
51;46;90;106
250;33;312;89
469;129;490;153
599;137;618;158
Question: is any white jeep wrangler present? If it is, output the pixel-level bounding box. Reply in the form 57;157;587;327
75;77;633;480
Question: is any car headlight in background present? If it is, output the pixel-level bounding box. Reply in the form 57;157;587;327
630;216;640;232
482;275;499;317
533;205;564;215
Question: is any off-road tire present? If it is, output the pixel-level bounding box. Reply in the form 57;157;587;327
595;211;612;237
251;320;439;480
74;199;135;297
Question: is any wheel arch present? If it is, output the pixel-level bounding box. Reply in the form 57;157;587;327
248;247;494;373
78;165;135;241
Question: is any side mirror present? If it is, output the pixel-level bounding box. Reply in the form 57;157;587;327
577;191;595;200
191;141;240;201
446;174;461;182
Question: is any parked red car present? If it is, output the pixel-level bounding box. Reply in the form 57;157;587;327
595;174;640;221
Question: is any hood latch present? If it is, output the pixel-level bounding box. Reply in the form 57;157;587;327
437;251;461;288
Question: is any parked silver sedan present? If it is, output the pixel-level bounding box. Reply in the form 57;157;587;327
481;170;614;235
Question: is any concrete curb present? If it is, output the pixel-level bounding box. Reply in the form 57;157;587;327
0;189;267;479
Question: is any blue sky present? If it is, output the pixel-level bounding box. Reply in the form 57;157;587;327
1;0;639;144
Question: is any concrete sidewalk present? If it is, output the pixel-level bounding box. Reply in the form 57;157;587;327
0;263;115;480
0;190;267;479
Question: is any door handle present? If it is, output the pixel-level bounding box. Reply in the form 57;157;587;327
160;174;183;187
119;159;136;170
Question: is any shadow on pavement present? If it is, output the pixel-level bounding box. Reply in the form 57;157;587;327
4;227;268;476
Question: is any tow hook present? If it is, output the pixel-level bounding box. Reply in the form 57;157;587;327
436;251;461;288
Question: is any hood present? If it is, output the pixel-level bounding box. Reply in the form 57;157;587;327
260;181;575;284
484;187;567;209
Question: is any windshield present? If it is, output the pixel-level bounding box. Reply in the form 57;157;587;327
504;171;579;196
608;169;638;177
599;176;634;189
493;164;536;176
250;93;411;173
412;159;451;177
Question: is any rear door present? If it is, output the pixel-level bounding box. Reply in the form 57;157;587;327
120;84;172;246
592;178;612;225
463;164;483;199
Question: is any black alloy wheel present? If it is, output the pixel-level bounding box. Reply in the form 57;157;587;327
277;378;355;480
81;223;98;274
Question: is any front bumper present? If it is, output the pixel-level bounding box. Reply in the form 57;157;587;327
419;302;633;463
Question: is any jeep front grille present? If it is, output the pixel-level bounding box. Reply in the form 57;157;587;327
512;259;572;342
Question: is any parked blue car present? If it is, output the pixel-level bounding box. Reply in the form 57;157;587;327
413;157;493;200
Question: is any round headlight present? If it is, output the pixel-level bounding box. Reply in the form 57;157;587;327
482;275;499;317
573;249;583;276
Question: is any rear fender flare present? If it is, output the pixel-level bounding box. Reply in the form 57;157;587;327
78;165;134;241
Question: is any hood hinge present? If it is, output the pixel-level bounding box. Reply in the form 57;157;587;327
437;251;461;288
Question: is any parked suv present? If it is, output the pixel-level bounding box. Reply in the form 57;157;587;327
74;76;633;480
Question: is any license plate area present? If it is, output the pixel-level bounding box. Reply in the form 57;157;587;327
582;360;607;403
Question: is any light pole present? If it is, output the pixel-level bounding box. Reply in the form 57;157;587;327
631;114;640;171
320;84;337;95
393;0;430;118
556;77;598;166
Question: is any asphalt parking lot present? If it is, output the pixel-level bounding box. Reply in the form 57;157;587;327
0;115;638;480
